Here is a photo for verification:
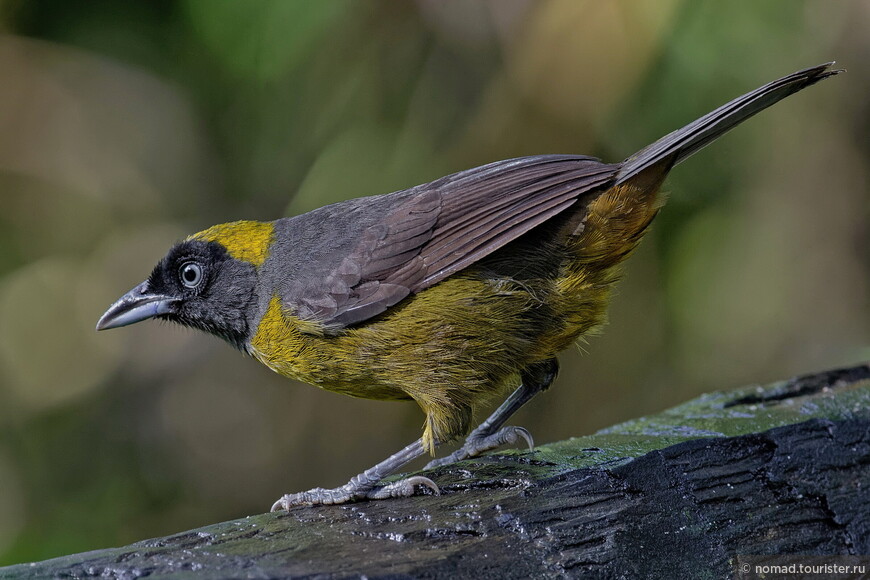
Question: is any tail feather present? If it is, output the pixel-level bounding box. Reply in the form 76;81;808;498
616;62;843;184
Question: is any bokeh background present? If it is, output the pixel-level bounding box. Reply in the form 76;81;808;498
0;0;868;565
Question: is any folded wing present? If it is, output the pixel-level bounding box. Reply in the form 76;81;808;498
295;154;617;329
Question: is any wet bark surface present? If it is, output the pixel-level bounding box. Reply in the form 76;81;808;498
2;364;868;579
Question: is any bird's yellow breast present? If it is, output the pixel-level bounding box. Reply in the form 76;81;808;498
248;294;415;401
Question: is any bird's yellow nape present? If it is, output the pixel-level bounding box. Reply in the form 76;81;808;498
189;220;274;267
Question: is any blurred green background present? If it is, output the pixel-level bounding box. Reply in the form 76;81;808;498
0;0;867;565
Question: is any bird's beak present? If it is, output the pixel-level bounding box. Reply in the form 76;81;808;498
96;281;178;331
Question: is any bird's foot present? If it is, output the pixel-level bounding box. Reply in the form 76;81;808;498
424;426;534;469
366;476;440;500
270;475;439;511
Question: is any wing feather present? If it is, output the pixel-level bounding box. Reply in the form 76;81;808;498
296;155;617;329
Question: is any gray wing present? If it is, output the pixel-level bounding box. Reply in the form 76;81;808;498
280;154;617;330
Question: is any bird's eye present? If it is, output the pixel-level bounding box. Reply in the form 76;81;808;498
179;262;204;289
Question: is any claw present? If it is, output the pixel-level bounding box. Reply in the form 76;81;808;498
417;476;441;494
509;426;535;450
367;476;440;500
271;496;288;512
270;491;321;511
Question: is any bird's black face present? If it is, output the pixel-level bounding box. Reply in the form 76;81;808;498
97;240;259;349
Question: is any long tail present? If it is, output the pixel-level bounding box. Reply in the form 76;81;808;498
616;62;842;184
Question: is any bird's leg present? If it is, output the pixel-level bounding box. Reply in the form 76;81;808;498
272;360;557;510
425;359;558;469
271;438;439;511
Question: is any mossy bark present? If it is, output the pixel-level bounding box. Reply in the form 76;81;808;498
2;364;868;579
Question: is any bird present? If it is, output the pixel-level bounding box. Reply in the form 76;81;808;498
97;63;841;511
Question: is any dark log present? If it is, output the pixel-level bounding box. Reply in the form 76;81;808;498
2;364;868;579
